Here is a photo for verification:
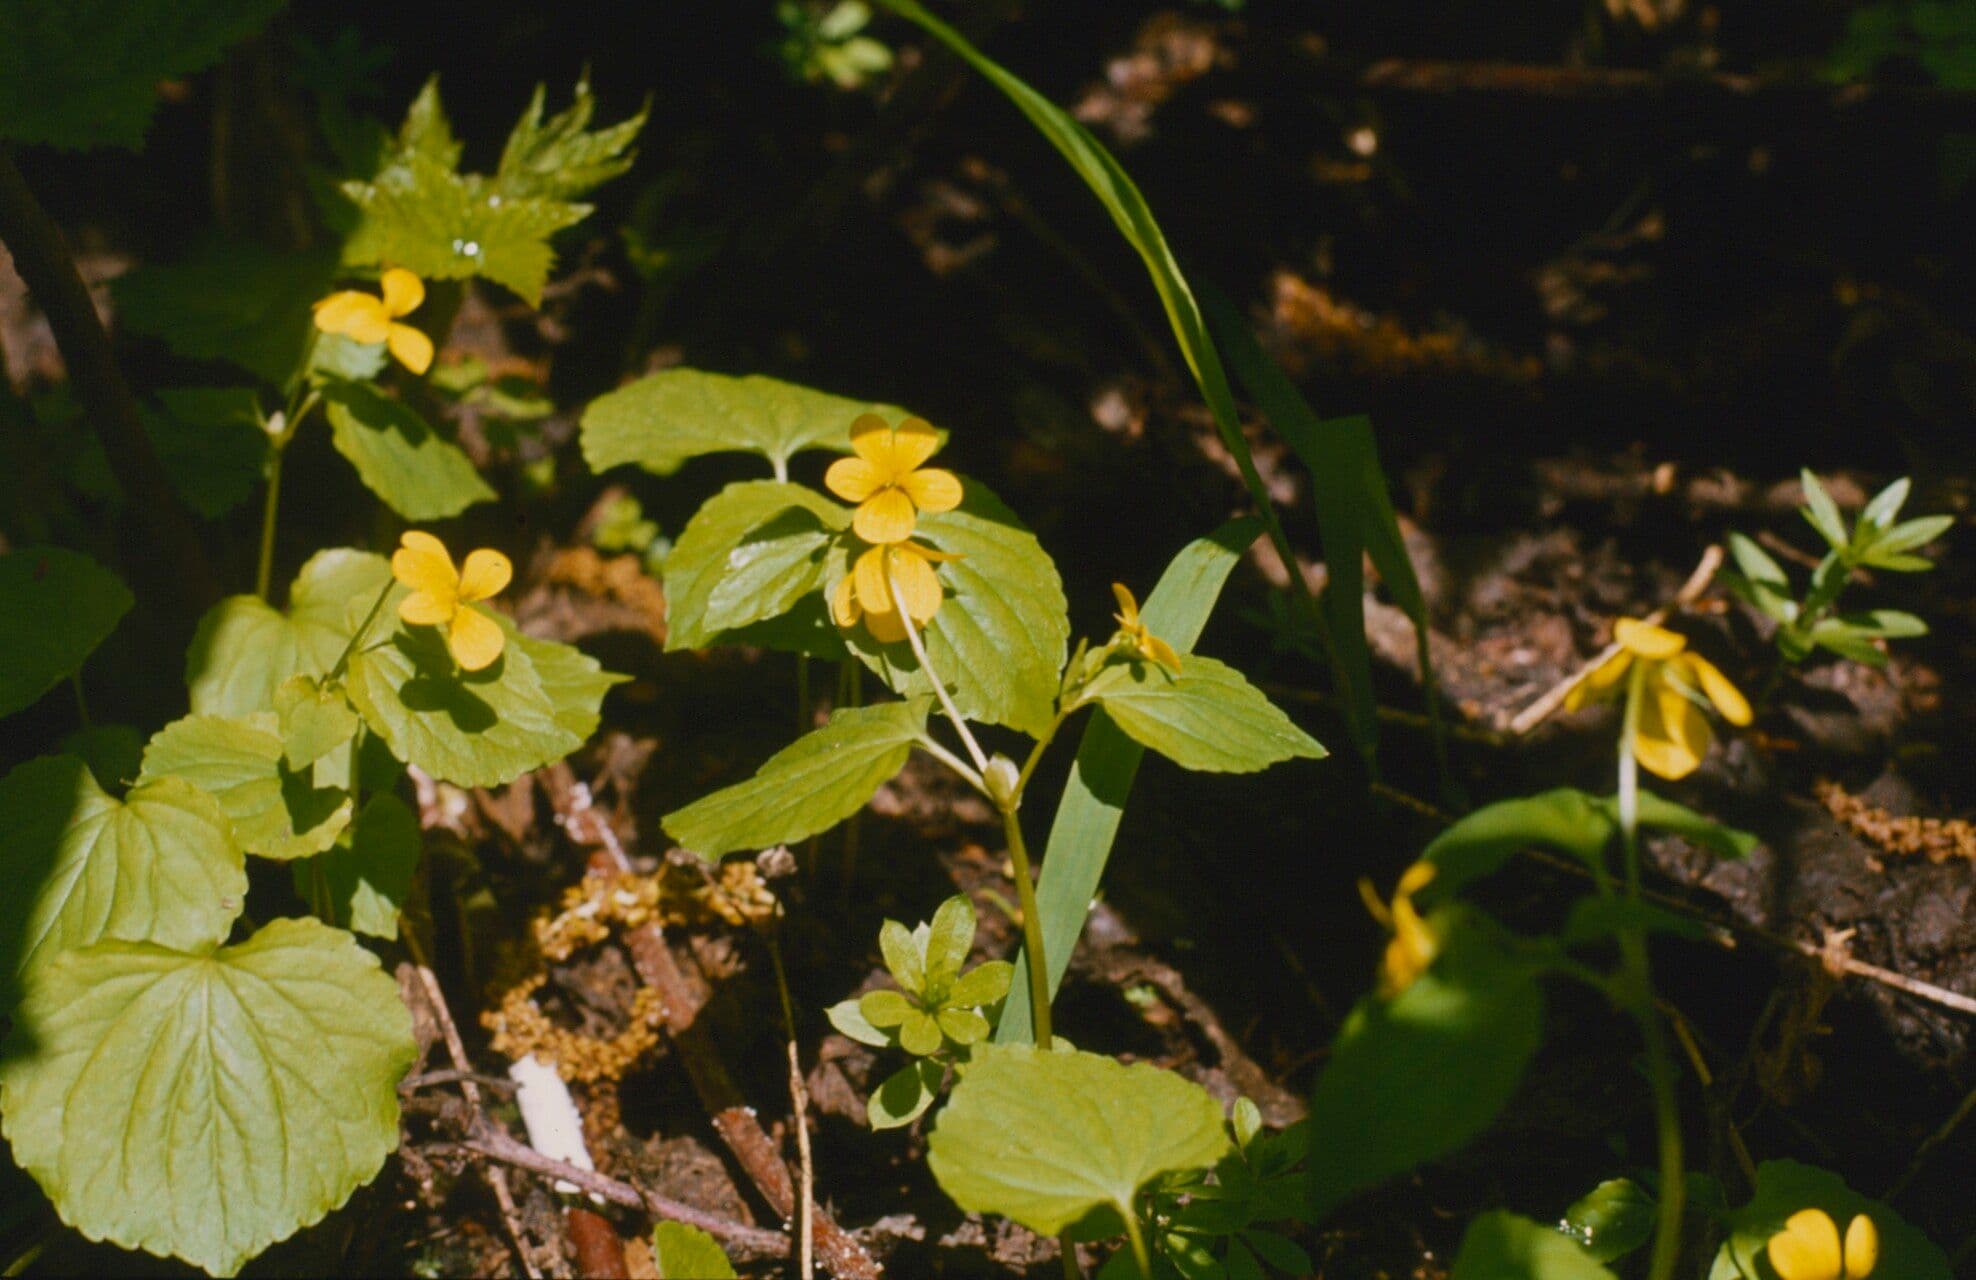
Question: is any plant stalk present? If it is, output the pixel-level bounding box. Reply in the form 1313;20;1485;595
888;567;989;774
1618;663;1685;1280
1000;805;1053;1050
256;440;285;601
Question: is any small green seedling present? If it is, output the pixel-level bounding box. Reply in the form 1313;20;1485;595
827;894;1014;1128
1139;1100;1314;1280
1724;471;1949;668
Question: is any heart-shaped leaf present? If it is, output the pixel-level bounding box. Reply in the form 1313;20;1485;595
324;381;495;521
0;917;416;1277
275;675;360;770
0;547;133;719
0;756;245;1007
581;367;909;477
838;483;1069;738
702;506;840;636
663;698;929;857
929;1044;1231;1237
139;713;352;861
509;629;628;742
661;480;850;652
142;388;269;518
1080;655;1325;774
186;549;394;717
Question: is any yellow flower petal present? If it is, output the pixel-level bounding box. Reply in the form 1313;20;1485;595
313;291;392;345
1397;862;1437;897
447;605;506;672
398;590;452;627
825;455;886;503
853;545;892;615
379;268;425;318
889;417;942;471
830;573;861;627
1769;1209;1844;1280
864;605;908;644
1564;648;1633;712
387;323;434;375
1682;652;1753;726
457;548;512;602
1843;1214;1878;1280
1111;582;1141;629
1634;673;1711;780
900;466;962;514
853;488;918;544
1144;633;1183;676
888;545;943;623
848;414;894;467
1614;617;1687;660
392;531;459;601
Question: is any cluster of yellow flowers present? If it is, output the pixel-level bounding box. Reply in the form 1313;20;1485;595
824;415;963;642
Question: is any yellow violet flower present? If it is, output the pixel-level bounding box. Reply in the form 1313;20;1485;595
312;268;436;375
1768;1209;1878;1280
1359;862;1440;998
830;539;957;643
1111;582;1183;676
391;531;512;672
1563;617;1752;781
824;414;962;545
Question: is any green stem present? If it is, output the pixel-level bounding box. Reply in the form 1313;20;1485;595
1618;664;1685;1280
1001;805;1053;1050
327;582;395;683
1119;1206;1151;1279
889;568;989;774
255;440;285;601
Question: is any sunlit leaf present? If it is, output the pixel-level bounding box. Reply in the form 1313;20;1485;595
186;549;393;717
1081;654;1325;774
0;918;416;1276
1451;1211;1616;1280
662;699;930;857
323;381;495;522
294;792;420;939
650;1221;737;1279
139;712;352;861
929;1045;1231;1236
869;1059;944;1130
496;77;647;201
659;480;850;652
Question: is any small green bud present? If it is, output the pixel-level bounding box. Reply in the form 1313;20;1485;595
983;753;1020;808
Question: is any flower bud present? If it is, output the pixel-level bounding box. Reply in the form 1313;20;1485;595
983;753;1021;809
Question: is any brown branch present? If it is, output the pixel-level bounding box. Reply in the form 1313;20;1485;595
0;146;218;608
455;1128;791;1263
1355;60;1976;130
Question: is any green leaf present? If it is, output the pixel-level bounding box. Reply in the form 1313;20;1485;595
345;620;584;789
1306;922;1543;1217
0;547;133;719
324;381;495;521
1858;476;1911;532
868;1059;944;1130
0;756;245;1006
949;960;1013;1009
937;1007;990;1045
1451;1212;1616;1280
112;243;338;385
999;518;1258;1044
1809;618;1887;666
141;388;269;518
186;548;393;716
495;78;647;202
581;368;911;478
295;792;420;939
928;1045;1232;1236
924;894;976;996
511;630;627;742
861;988;917;1028
662;699;930;857
839;483;1071;737
1725;532;1797;622
825;996;891;1047
1865;514;1952;558
0;917;416;1277
1560;896;1709;948
0;0;286;149
1416;788;1753;907
900;1011;943;1056
1708;1160;1950;1280
1837;609;1929;639
1558;1179;1656;1263
139;712;352;861
650;1221;737;1279
1081;655;1325;774
275;675;360;770
660;481;851;652
880;918;926;994
703;506;841;636
1800;469;1849;550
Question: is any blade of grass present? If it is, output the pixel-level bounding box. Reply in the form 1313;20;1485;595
1203;286;1448;786
996;517;1261;1044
